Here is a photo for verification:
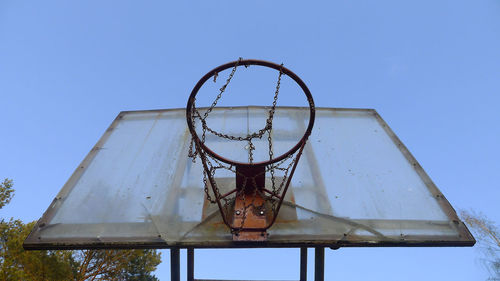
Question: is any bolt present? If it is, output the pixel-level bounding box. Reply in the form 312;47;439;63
235;210;241;215
259;210;265;215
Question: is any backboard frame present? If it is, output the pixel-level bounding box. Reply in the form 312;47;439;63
23;107;475;250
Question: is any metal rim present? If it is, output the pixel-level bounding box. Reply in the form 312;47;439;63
186;59;315;167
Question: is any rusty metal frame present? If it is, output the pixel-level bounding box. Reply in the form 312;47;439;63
186;59;316;240
186;59;316;167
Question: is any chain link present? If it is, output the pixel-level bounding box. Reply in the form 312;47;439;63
187;59;300;233
201;57;242;121
191;62;283;144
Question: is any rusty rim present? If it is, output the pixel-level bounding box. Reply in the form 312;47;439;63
186;59;315;167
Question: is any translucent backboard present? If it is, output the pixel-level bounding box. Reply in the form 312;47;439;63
24;107;474;249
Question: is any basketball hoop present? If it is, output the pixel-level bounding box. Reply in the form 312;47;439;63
186;59;315;241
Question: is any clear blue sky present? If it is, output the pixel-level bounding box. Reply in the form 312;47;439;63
1;1;499;280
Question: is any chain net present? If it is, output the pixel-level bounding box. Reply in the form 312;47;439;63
187;58;303;233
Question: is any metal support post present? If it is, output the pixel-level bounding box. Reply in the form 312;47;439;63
188;248;194;281
170;248;180;281
300;247;308;281
314;247;324;281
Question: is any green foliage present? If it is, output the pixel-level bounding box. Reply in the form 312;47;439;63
116;249;161;281
0;179;14;209
0;181;162;280
0;219;75;280
461;210;500;280
73;249;161;280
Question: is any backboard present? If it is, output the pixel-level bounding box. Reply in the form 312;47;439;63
24;106;475;249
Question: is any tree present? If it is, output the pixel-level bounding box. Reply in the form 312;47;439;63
0;179;14;209
0;180;162;280
74;249;160;281
115;249;161;281
0;219;76;280
461;210;500;280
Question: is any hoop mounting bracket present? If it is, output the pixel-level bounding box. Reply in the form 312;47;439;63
232;165;269;241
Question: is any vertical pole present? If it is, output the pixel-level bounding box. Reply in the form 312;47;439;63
170;248;180;281
314;247;324;281
187;248;194;281
300;247;308;281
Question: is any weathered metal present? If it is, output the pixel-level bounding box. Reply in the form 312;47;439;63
186;59;316;241
300;247;308;281
187;248;194;281
314;247;324;281
184;247;312;281
171;248;180;281
186;59;316;167
22;107;475;250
